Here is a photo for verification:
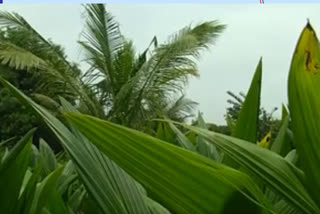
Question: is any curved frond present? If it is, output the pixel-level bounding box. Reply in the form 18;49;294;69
0;41;46;71
0;12;102;116
0;11;66;60
112;21;225;127
80;4;125;96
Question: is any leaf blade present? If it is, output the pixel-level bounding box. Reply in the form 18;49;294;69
66;112;264;214
288;22;320;205
233;58;262;143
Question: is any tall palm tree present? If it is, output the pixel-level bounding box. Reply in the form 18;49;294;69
0;4;225;129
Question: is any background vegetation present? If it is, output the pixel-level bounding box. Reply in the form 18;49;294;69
0;4;318;214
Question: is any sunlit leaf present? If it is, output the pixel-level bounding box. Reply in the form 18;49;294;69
178;124;319;214
66;112;264;214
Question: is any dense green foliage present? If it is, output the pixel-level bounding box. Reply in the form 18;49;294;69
0;5;225;144
0;28;80;149
1;4;320;214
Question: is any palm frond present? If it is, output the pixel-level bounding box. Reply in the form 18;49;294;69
164;95;198;122
112;41;136;93
112;21;225;127
80;4;125;96
0;11;68;61
0;41;46;71
0;12;102;116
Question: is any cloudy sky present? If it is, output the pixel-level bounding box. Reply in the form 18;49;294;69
1;4;319;124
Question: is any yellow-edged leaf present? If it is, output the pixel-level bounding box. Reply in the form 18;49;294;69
288;22;320;206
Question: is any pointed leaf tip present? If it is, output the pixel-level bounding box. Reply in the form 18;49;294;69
232;58;262;143
306;18;311;28
288;22;320;205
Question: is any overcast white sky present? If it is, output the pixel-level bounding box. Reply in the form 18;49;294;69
1;4;319;124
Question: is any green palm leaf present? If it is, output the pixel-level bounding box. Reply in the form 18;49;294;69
65;112;264;214
29;167;69;214
178;124;319;213
1;76;264;213
233;58;262;143
80;4;124;96
0;76;152;214
112;21;225;127
0;129;33;214
288;22;320;205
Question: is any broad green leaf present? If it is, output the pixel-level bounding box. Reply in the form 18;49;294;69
264;150;299;212
0;76;263;213
179;124;319;214
0;77;151;214
0;129;33;214
29;166;69;214
39;139;58;176
288;22;320;205
59;97;152;214
233;58;262;143
15;164;42;214
65;112;264;214
223;59;262;168
267;151;301;214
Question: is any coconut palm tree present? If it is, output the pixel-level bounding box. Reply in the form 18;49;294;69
0;4;225;130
